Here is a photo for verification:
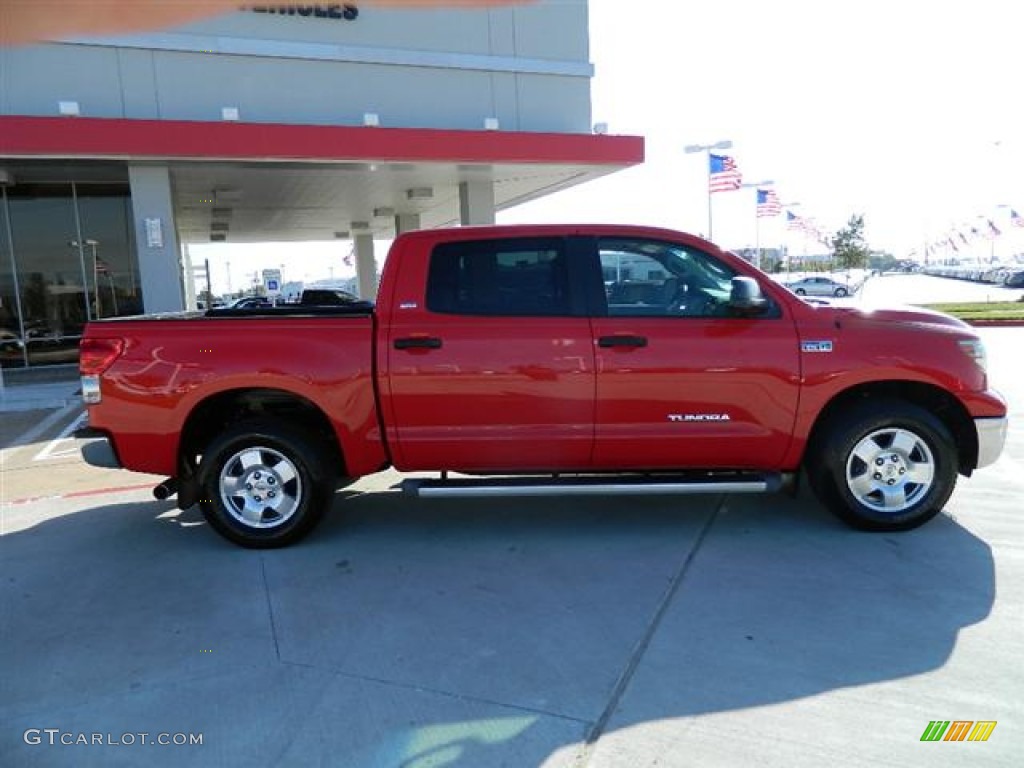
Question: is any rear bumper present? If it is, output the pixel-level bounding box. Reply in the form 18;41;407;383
76;427;122;470
974;417;1008;470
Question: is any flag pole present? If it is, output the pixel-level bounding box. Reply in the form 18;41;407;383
745;184;776;268
685;140;732;241
755;211;761;270
706;149;713;240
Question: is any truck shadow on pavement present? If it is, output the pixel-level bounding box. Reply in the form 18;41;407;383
0;487;995;767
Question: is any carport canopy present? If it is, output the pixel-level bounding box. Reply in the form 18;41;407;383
0;116;645;243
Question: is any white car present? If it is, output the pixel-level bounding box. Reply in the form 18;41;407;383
785;276;852;297
1;328;25;352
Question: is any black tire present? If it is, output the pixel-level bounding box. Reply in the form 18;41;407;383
197;418;333;548
807;399;957;531
834;287;848;297
795;288;806;296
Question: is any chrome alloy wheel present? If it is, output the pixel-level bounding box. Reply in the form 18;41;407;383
845;427;935;513
218;446;302;528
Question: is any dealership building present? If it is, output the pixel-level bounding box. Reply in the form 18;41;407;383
0;1;643;367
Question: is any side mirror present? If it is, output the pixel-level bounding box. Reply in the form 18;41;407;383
729;276;769;316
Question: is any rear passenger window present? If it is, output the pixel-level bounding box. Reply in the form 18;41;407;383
427;238;571;316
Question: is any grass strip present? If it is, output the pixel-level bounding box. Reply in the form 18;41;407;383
920;302;1024;322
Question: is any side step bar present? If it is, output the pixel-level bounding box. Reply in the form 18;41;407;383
401;472;788;499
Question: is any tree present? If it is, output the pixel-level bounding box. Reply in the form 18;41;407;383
868;250;899;273
832;214;871;270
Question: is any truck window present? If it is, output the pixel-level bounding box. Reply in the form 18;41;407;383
427;238;572;316
599;237;743;318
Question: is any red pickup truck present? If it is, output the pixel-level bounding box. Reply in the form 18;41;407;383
79;225;1008;547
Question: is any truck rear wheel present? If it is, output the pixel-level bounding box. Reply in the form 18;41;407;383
197;418;332;548
808;400;958;531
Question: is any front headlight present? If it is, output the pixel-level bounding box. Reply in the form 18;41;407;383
958;339;987;372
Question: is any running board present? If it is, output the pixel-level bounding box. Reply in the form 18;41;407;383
401;472;787;499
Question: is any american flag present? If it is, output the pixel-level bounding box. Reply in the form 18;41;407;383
756;189;782;217
708;153;742;193
986;218;1002;238
1011;209;1024;228
785;211;803;230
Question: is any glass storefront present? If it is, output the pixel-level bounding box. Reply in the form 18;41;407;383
0;180;141;368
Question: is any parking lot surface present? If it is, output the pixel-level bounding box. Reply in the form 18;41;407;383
1;326;1021;767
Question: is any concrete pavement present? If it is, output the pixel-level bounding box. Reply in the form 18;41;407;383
0;381;80;415
0;330;1020;767
0;364;80;415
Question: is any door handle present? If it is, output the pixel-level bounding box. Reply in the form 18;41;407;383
394;336;443;350
598;335;648;348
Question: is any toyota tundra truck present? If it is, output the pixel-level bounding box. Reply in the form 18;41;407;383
77;225;1008;547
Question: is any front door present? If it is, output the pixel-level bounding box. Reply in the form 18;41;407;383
588;236;801;470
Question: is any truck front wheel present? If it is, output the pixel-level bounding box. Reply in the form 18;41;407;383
197;419;332;548
808;400;958;531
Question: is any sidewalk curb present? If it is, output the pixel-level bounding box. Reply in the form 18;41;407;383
0;383;80;413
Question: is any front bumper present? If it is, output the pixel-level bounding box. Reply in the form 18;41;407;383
974;417;1008;470
75;427;122;470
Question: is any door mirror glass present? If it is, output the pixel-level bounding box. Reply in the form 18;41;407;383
729;276;769;316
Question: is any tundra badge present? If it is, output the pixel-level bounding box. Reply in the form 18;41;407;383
669;413;732;422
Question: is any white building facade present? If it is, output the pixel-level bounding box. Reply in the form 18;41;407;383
0;1;643;367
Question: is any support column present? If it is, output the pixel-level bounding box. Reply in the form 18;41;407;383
354;234;377;300
182;244;198;310
458;180;496;226
394;213;420;235
128;164;184;313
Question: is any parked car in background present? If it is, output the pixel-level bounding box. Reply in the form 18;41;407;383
1004;269;1024;288
1;328;24;352
228;297;274;310
299;288;361;305
784;275;853;297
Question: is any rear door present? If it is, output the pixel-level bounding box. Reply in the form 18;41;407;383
384;236;596;472
587;235;801;469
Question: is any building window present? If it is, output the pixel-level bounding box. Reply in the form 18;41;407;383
1;181;140;368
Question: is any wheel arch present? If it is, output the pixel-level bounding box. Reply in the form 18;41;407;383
806;380;978;475
178;388;347;480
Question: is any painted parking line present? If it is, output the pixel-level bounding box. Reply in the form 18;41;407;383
32;411;88;462
1;482;156;508
0;400;83;464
